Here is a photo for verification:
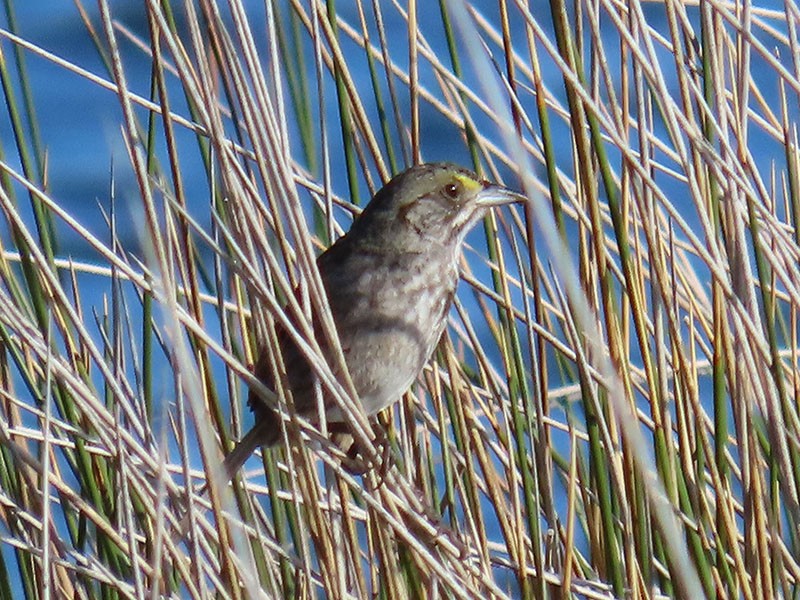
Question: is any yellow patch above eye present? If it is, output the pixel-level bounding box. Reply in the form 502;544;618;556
452;173;483;193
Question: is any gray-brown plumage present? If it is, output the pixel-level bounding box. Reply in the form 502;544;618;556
223;163;523;478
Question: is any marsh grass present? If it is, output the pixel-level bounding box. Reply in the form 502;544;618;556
0;0;798;598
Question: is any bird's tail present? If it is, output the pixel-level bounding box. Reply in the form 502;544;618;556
222;420;278;481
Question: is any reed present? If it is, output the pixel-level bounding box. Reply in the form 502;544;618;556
0;0;796;597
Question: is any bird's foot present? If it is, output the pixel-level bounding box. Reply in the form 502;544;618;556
330;423;393;483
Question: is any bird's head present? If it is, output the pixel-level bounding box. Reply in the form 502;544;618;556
348;163;524;253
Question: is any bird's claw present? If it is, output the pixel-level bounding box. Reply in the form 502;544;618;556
334;425;393;486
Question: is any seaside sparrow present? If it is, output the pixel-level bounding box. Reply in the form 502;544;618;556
223;162;524;478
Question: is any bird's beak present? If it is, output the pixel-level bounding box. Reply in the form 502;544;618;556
475;183;527;207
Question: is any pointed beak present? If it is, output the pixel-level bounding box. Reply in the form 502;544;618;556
475;183;527;207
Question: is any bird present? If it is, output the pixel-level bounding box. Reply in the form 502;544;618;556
222;162;524;479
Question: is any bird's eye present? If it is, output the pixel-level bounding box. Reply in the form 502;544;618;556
443;182;461;199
